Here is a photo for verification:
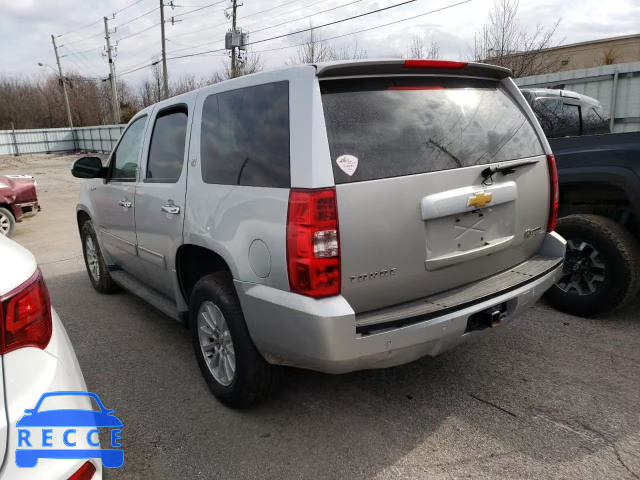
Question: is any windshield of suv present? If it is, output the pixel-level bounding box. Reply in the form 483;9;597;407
321;77;544;184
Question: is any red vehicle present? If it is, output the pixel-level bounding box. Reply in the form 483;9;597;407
0;175;40;237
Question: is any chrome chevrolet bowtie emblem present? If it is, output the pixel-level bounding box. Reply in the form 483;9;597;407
467;192;492;208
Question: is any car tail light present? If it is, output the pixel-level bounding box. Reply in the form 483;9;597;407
547;154;559;232
67;461;96;480
0;268;52;354
287;188;340;298
403;60;467;70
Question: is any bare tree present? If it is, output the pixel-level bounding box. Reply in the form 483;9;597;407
287;25;337;65
406;34;441;59
467;0;561;77
333;39;368;60
600;46;618;66
0;72;117;129
288;25;369;65
211;51;265;83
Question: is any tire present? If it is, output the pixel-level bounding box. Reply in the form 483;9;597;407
0;207;15;237
190;272;279;408
81;221;120;294
546;214;640;317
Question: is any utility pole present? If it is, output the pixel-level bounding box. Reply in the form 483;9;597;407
51;35;73;128
231;0;237;78
104;17;120;124
159;0;169;98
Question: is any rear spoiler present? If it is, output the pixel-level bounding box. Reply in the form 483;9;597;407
314;59;512;80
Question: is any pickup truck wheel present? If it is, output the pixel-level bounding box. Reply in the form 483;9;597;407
190;272;279;408
0;207;15;237
81;221;119;294
546;214;640;317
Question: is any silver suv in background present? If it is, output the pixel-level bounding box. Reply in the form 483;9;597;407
72;60;565;408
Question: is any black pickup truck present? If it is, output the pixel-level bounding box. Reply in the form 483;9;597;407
521;87;640;317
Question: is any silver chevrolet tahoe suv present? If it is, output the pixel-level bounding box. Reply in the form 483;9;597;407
72;60;565;408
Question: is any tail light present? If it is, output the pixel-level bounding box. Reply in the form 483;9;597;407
403;60;467;70
287;188;340;298
0;268;52;354
67;462;96;480
547;154;559;232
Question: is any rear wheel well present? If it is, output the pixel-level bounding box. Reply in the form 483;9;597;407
559;182;639;241
176;245;232;305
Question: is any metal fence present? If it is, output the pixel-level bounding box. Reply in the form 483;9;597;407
515;61;640;134
0;124;126;156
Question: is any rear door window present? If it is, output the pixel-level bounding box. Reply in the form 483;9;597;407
582;105;610;135
320;78;544;184
532;98;581;138
146;106;188;182
200;81;290;187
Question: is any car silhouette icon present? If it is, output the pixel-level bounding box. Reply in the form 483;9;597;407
15;391;123;468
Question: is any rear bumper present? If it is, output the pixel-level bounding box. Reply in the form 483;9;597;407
237;232;565;374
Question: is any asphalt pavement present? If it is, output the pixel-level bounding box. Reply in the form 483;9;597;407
2;153;639;479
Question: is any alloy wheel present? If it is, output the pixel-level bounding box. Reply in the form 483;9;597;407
0;212;10;236
85;236;100;281
556;239;606;296
198;301;236;386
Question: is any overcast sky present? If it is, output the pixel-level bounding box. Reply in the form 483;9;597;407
0;0;638;86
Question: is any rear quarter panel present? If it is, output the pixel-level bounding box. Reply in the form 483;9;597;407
550;132;640;217
184;66;325;290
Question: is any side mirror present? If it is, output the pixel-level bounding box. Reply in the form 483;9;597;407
71;156;105;179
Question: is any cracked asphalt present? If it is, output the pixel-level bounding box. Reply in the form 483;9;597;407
3;154;640;479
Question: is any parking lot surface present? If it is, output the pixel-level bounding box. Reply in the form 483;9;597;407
2;153;639;479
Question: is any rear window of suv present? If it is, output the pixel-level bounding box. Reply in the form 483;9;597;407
320;78;544;184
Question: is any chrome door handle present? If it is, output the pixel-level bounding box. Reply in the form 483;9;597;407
118;199;132;209
161;204;180;214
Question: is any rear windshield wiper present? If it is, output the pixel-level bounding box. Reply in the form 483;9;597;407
481;158;539;179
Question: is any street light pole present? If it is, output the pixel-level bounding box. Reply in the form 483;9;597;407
50;35;74;128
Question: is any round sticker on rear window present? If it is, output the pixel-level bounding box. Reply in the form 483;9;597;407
336;155;358;176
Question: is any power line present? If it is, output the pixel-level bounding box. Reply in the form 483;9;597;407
254;0;472;54
57;0;148;38
61;45;104;56
62;30;104;46
170;5;228;22
167;0;471;60
243;0;337;30
117;21;162;42
116;6;160;28
169;0;327;39
166;0;362;55
119;0;471;77
247;0;429;48
172;0;228;18
251;0;367;35
117;43;159;70
168;0;420;56
60;43;104;78
114;0;147;16
60;19;103;36
118;58;162;77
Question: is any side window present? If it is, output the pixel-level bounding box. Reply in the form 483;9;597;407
200;81;290;187
111;116;147;181
582;105;610;135
532;98;580;138
146;106;188;182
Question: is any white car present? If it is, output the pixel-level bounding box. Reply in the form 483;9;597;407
0;236;102;479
